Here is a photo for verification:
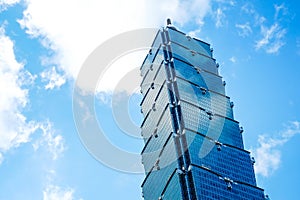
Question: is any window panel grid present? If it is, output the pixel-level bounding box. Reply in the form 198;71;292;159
185;130;256;185
192;166;265;200
167;28;212;58
176;78;233;119
180;101;243;148
170;43;218;75
173;58;225;95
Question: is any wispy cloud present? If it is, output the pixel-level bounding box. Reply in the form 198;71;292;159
0;0;20;12
215;8;225;28
255;23;286;54
187;29;201;38
212;0;237;29
43;184;75;200
229;56;236;63
240;3;288;54
255;4;288;54
252;121;300;177
241;3;256;15
40;66;66;90
274;3;287;20
214;0;235;6
235;22;252;37
32;121;65;160
42;170;80;200
0;153;3;165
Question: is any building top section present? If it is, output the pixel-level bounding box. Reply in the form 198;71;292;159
166;27;212;57
165;18;212;57
140;22;215;76
165;19;210;45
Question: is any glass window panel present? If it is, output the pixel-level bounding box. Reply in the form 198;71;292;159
185;130;256;185
140;55;151;77
162;173;183;200
176;78;233;119
173;58;225;95
140;50;165;94
167;28;212;58
180;101;243;148
142;140;178;200
141;83;168;120
148;31;163;62
142;110;173;173
191;166;265;200
170;43;218;75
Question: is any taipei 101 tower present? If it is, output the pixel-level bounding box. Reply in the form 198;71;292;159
139;19;268;200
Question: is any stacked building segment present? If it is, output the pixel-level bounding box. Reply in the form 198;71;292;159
140;21;267;200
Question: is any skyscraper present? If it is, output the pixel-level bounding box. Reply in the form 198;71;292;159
140;20;267;200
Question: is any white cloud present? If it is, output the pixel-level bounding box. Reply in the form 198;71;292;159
229;0;235;6
274;3;287;20
229;56;236;63
40;66;66;90
215;8;225;28
187;29;201;38
33;121;65;160
0;25;64;163
0;153;3;165
0;25;39;154
43;185;74;200
241;3;255;15
240;3;288;54
151;0;211;26
18;0;212;93
19;69;37;85
255;23;286;54
235;22;252;37
95;50;145;94
214;0;235;6
253;4;288;54
0;0;19;5
0;0;20;12
42;169;80;200
252;121;300;177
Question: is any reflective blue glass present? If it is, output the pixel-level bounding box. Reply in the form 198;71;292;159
176;78;233;119
167;28;212;58
173;58;225;95
170;43;218;75
162;172;183;200
140;50;164;94
141;139;178;199
185;130;256;185
191;166;265;200
142;108;173;173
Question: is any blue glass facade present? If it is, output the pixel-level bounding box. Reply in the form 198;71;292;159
140;25;266;200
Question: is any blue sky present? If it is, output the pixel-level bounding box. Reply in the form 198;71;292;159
0;0;300;199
